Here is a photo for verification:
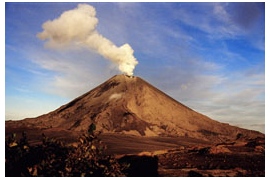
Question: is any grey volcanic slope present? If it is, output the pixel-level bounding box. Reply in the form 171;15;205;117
6;74;263;142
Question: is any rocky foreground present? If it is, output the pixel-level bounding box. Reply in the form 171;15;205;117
6;119;265;177
5;126;264;177
118;137;265;177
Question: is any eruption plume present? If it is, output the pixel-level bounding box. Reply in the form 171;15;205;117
37;4;138;76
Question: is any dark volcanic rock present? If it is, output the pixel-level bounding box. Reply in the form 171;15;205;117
157;138;265;177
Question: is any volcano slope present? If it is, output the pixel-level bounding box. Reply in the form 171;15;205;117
5;74;265;176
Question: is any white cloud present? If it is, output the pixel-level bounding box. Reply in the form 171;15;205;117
143;63;264;133
27;47;119;99
236;124;265;134
117;2;140;10
37;4;138;76
170;2;264;43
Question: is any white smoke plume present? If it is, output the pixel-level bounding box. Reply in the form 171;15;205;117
37;4;138;76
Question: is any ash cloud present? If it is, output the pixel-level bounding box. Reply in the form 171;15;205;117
37;4;138;76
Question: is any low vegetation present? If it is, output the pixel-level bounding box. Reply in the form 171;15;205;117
5;123;127;177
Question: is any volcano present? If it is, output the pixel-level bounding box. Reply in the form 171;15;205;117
5;74;265;176
6;74;262;143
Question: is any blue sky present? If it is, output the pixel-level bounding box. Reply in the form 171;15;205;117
5;2;265;133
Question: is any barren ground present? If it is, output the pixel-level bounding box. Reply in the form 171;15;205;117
5;127;265;177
